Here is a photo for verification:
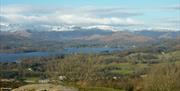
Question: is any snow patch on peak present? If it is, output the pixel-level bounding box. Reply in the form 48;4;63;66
0;23;9;27
82;25;120;32
51;25;77;31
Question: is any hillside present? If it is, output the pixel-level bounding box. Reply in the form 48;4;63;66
12;84;77;91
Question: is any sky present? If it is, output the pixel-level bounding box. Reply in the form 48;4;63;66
0;0;180;31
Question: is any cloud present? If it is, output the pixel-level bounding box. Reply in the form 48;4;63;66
161;4;180;10
56;14;142;26
1;5;55;15
0;5;143;26
1;5;178;31
168;5;180;10
1;5;28;14
143;17;180;31
78;6;143;17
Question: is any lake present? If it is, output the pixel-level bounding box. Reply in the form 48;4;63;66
0;47;121;62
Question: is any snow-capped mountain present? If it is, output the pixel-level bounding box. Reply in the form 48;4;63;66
0;23;120;32
1;23;179;41
1;23;179;33
48;25;120;32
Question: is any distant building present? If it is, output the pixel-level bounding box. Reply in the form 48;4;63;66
1;88;12;91
161;52;165;55
140;75;147;78
28;68;33;71
1;79;15;82
38;79;49;84
132;45;136;48
113;76;117;80
59;76;66;80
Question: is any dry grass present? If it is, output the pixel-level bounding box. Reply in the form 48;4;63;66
12;84;78;91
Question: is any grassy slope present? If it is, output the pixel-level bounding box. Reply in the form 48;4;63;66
78;87;125;91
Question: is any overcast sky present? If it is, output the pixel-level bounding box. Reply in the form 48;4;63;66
0;0;180;30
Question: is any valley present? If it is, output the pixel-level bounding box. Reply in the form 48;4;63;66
1;25;180;91
0;0;180;90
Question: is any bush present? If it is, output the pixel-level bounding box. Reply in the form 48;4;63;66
143;63;180;91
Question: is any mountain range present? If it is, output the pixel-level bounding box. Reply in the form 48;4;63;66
0;24;180;53
1;24;179;40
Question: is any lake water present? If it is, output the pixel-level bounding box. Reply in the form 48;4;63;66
0;47;121;62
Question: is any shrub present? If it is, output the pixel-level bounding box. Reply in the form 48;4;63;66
143;63;180;91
